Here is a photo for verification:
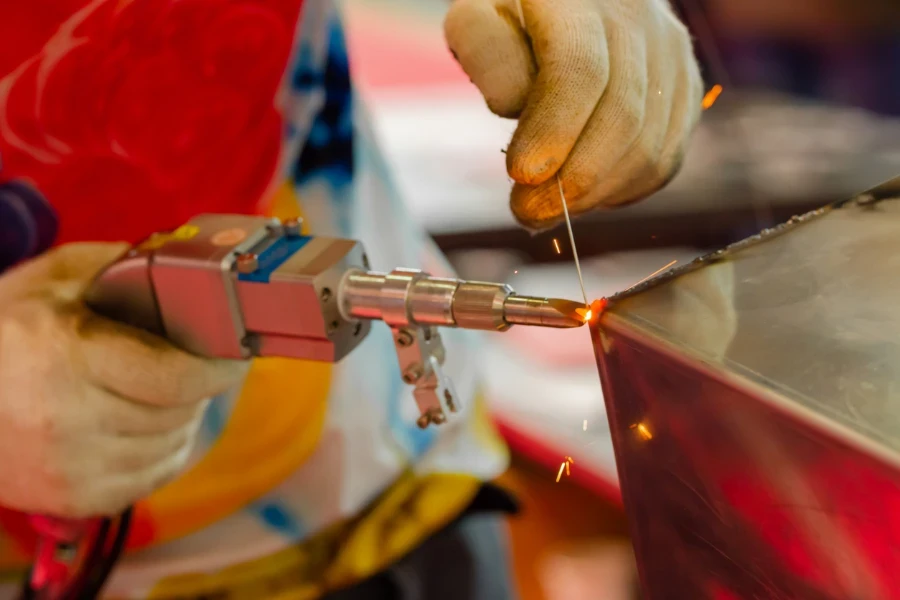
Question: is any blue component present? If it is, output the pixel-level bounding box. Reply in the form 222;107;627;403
252;502;304;540
238;235;313;284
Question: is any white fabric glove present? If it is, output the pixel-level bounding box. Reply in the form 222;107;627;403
445;0;705;229
0;244;248;518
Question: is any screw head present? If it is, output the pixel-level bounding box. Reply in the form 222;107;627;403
320;287;332;303
416;414;431;429
282;217;303;237
235;253;259;274
402;364;423;384
396;330;414;347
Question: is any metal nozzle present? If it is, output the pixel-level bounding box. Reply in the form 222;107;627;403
339;269;586;331
502;296;586;329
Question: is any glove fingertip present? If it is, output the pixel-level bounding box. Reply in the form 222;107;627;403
507;146;561;187
510;183;564;231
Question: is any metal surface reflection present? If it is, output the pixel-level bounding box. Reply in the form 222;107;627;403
594;176;900;600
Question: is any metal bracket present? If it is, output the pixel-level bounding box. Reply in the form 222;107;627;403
391;325;459;429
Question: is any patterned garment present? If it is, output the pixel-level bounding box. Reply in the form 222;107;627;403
0;1;509;597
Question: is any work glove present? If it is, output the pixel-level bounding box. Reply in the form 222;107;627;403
445;0;705;229
0;244;248;518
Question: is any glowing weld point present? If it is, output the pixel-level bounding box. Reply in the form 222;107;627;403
575;307;592;322
702;84;723;110
631;423;654;441
552;238;561;254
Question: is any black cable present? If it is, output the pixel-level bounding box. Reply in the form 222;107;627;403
62;518;112;600
79;507;133;599
18;508;133;600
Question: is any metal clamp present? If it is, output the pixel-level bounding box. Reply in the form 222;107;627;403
391;325;459;429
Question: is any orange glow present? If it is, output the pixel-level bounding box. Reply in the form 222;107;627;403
556;456;575;482
702;84;723;110
631;423;653;441
553;238;561;254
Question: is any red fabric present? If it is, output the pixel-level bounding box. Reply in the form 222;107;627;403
0;0;306;246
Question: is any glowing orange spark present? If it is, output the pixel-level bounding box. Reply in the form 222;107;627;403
630;422;654;440
626;260;677;292
552;238;561;254
556;456;576;482
575;306;592;322
702;84;723;110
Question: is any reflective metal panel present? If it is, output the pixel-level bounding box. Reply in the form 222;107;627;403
594;176;900;600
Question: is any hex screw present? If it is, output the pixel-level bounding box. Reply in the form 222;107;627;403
396;330;414;347
402;364;423;384
236;253;259;274
282;217;303;237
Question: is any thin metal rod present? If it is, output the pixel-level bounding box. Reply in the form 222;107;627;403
516;0;589;309
558;175;589;308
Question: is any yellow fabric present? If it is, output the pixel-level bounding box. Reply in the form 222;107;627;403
141;394;506;599
143;473;482;599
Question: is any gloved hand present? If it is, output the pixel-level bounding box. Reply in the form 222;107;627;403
445;0;704;229
0;243;248;518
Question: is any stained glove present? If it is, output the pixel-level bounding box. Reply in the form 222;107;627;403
0;243;248;518
445;0;705;229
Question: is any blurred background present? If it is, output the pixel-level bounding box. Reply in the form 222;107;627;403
338;1;900;598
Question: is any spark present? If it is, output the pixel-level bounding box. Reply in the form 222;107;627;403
552;238;561;254
625;260;677;292
631;422;654;441
702;84;723;110
513;270;518;274
555;456;576;482
583;420;587;431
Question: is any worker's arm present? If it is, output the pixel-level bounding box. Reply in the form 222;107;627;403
0;243;248;518
445;0;704;230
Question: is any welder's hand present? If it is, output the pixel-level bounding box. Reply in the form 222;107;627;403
0;243;248;518
445;0;704;230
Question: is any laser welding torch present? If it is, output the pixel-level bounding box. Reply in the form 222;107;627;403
20;214;587;599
